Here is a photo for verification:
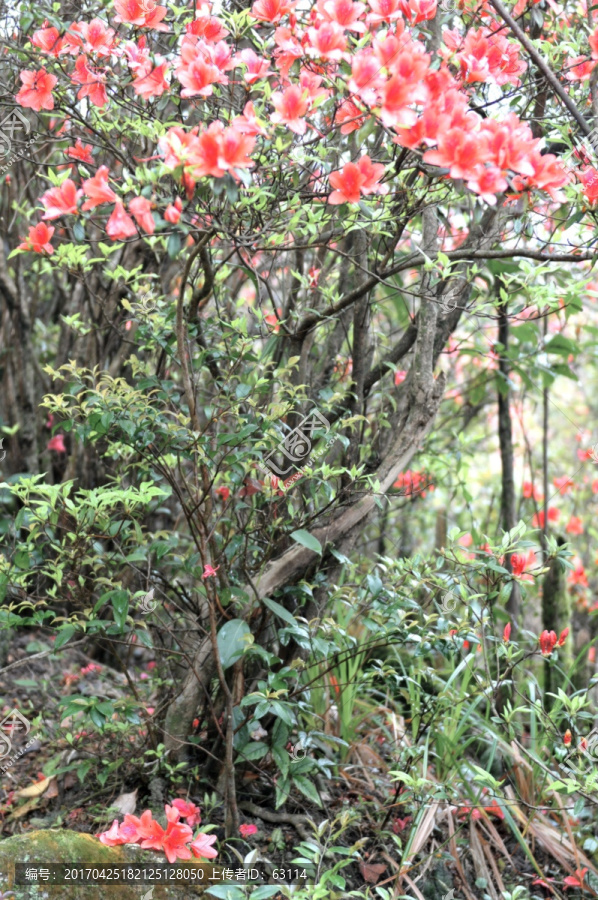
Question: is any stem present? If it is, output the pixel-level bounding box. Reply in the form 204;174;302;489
175;231;213;433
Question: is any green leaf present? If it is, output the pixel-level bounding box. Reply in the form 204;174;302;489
238;742;269;761
366;574;383;597
205;888;246;900
217;618;251;669
329;548;350;565
275;777;291;809
90;708;106;730
290;529;322;555
270;701;294;727
271;742;290;778
134;629;153;649
76;759;93;784
167;233;181;259
544;334;578;357
14;549;30;570
72;221;86;243
262;596;297;627
292;775;322;806
54;625;77;650
250;889;282;899
111;590;129;632
235;383;252;400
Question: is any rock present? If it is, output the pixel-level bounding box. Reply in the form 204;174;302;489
0;830;212;900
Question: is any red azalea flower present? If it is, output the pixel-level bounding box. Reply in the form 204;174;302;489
511;550;536;581
117;815;140;844
129;196;155;234
565;516;583;535
71;54;108;107
161;821;194;863
164;197;183;224
67;140;94;164
531;507;559;528
539;629;557;656
137;810;165;850
328;155;386;204
32;24;63;54
98;819;128;846
16;67;57;110
113;0;169;29
553;475;574;495
171;799;201;827
250;0;296;23
522;480;543;500
19;222;55;254
40;179;81;219
82;166;117;210
106;202;137;241
568;558;588;587
47;434;66;453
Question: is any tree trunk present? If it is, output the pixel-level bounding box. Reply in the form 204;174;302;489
496;297;521;623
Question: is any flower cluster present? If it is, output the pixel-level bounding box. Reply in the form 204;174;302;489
538;628;569;657
98;800;217;864
12;0;579;254
503;623;571;657
393;469;433;498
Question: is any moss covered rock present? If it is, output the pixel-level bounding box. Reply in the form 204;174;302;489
0;830;212;900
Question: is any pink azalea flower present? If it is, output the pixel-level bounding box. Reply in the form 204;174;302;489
190;832;218;860
47;434;66;453
171;799;201;827
98;819;127;846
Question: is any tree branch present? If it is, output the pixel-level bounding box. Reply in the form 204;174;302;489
254;373;445;599
487;0;591;135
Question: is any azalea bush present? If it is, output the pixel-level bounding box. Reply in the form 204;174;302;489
2;0;598;892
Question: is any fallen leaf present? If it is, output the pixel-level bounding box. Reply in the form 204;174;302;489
9;797;40;818
44;777;59;798
63;772;78;790
110;788;138;816
17;777;51;798
359;863;386;884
